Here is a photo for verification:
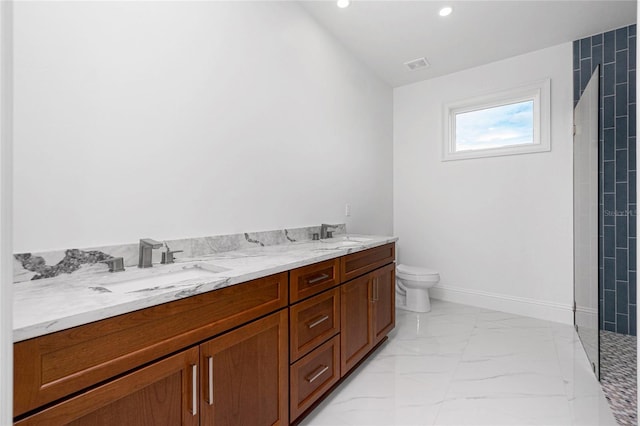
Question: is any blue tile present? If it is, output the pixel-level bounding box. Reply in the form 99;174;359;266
630;36;636;70
630;204;637;237
603;63;616;96
616;149;628;182
592;33;604;46
630;171;637;203
630;238;636;271
605;225;616;257
581;37;592;58
592;45;603;70
617;182;628;211
605;321;617;332
616;83;628;116
630;307;637;335
630;271;637;300
618;248;629;280
604;128;615;160
605;193;616;225
605;257;616;289
616;314;629;334
631;25;637;37
617;281;629;314
630;137;636;170
630;104;636;137
573;40;580;70
573;69;581;105
630;70;636;103
616;117;628;149
616;51;629;84
581;58;593;90
605;291;616;322
617;215;629;248
604;30;616;63
616;27;629;51
604;161;615;192
604;96;615;128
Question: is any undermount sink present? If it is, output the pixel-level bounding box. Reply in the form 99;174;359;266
99;263;229;294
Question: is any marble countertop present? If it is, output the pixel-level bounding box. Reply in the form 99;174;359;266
13;234;397;342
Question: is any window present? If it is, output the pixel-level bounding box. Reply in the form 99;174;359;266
442;79;550;161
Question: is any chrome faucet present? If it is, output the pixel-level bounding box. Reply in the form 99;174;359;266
138;238;163;268
320;223;340;239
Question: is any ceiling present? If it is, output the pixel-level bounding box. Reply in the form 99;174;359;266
300;0;638;87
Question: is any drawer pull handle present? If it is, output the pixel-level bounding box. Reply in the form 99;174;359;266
308;273;330;284
191;364;198;416
307;315;330;329
306;365;329;383
207;356;214;405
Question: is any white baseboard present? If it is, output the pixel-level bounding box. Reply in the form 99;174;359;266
430;284;574;325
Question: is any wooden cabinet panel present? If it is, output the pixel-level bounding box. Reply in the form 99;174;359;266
199;310;289;426
289;335;340;421
340;274;373;376
372;263;395;345
289;287;340;362
14;272;288;417
340;243;395;282
290;259;340;303
15;347;199;426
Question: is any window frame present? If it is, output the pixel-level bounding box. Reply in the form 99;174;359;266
442;79;551;161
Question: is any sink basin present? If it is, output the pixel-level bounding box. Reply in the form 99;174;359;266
99;263;229;294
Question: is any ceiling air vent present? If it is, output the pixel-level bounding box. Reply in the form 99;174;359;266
404;57;430;71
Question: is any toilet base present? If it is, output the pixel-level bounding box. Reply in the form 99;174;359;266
397;287;432;313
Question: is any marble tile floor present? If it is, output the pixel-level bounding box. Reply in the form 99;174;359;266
301;300;618;426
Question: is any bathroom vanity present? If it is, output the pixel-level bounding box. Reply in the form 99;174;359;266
12;235;396;425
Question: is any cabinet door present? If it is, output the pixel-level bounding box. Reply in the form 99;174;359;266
340;274;373;376
372;263;395;345
199;310;288;426
15;347;200;426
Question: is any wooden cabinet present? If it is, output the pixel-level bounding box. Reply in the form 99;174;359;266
15;347;200;426
200;310;288;426
340;259;395;376
14;272;288;417
14;242;396;426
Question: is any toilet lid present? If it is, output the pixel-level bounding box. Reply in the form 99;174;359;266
397;264;439;277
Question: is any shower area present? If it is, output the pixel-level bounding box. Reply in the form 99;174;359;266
574;24;637;426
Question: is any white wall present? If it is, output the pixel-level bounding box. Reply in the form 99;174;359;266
12;1;393;252
0;0;13;422
393;43;574;323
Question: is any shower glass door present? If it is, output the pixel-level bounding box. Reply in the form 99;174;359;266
573;66;600;379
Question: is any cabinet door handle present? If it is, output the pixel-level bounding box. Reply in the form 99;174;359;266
305;365;329;383
207;356;214;406
373;277;379;302
307;314;330;329
190;364;198;416
308;273;330;284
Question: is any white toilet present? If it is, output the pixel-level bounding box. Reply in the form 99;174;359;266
395;264;440;313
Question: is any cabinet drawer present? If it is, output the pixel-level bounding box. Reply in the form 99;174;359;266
289;335;340;421
14;272;288;417
290;258;340;303
341;243;395;282
289;287;340;362
15;346;199;426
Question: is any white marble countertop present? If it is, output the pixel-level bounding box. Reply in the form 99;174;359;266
13;234;397;342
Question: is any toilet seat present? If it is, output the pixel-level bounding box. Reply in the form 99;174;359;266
396;264;439;282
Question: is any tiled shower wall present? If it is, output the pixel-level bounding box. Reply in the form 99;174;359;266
574;24;637;335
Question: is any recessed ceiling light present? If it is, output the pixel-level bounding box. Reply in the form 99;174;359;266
337;0;350;8
439;6;453;17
